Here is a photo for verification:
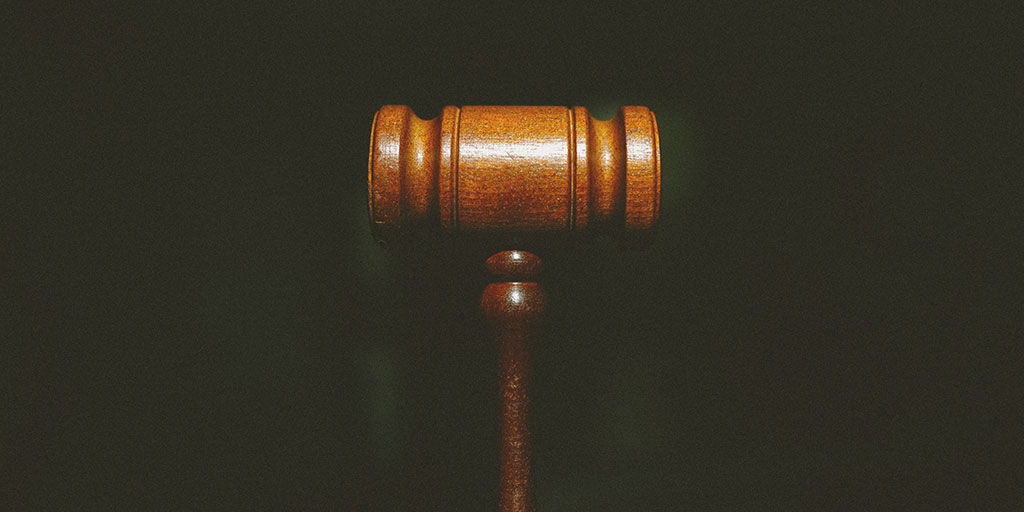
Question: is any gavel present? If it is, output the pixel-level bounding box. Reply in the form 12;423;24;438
368;105;661;511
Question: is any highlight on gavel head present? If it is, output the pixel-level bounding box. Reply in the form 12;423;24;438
367;105;660;243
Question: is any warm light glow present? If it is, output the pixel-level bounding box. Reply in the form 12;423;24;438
509;287;524;306
463;139;568;163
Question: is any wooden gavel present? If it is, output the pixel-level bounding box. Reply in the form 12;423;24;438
368;105;661;511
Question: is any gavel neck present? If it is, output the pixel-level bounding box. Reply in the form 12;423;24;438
480;250;545;512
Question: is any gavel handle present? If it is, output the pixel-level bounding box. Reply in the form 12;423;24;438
481;251;546;512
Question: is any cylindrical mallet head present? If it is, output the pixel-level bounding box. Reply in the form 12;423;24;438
368;105;661;241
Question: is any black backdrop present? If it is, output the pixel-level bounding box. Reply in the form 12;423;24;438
6;3;1020;510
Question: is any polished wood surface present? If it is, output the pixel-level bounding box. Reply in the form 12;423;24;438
481;251;545;512
368;105;661;240
367;106;660;512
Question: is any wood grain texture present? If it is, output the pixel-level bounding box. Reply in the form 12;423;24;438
368;105;661;241
481;251;545;512
367;106;660;512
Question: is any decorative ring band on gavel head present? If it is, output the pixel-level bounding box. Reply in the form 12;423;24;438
368;105;661;242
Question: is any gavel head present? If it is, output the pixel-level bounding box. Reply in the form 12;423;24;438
368;105;661;245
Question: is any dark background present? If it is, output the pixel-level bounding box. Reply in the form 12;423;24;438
5;2;1020;510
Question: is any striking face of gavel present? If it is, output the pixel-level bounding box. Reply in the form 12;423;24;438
368;105;660;241
367;105;661;512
